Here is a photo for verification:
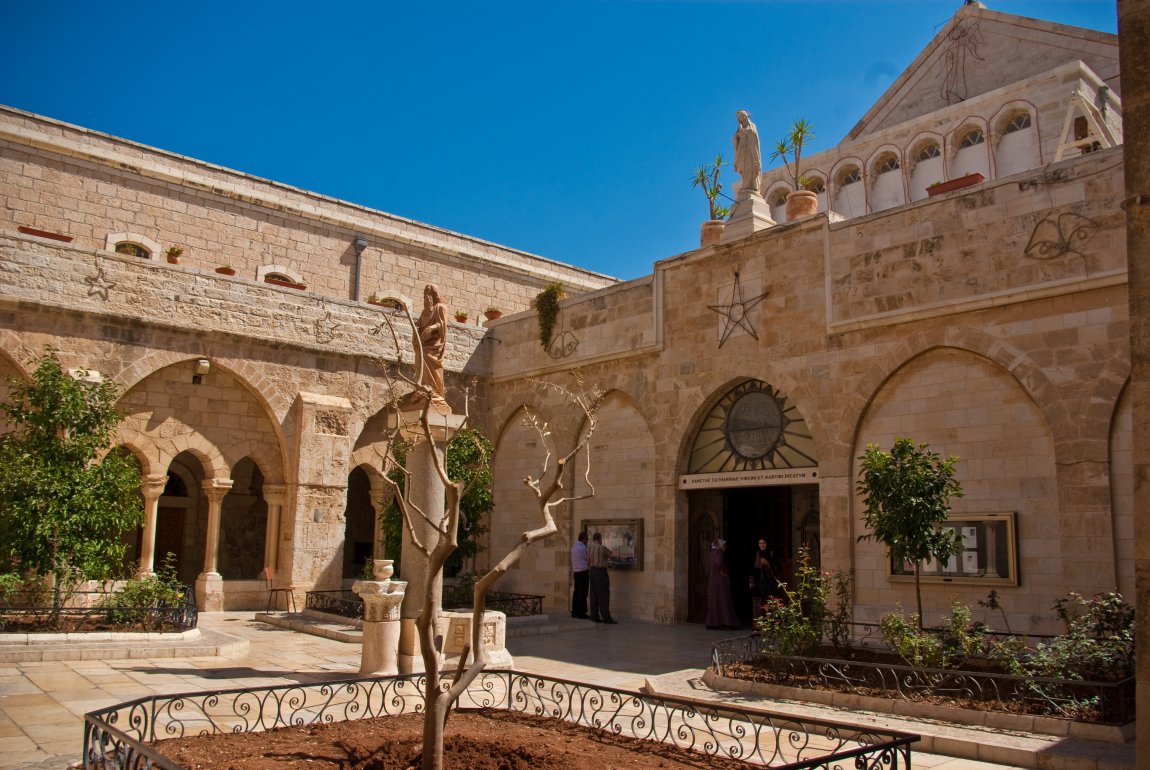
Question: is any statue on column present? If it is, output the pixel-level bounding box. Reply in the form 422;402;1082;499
413;283;449;411
733;110;762;196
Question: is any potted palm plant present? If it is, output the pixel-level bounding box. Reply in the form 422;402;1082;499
771;118;818;220
692;155;732;247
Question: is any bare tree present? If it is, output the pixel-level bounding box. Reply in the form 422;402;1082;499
376;309;602;770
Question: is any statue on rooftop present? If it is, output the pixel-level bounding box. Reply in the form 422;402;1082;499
414;283;449;408
733;110;762;196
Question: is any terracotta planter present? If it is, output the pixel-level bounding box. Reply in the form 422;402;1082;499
926;172;985;197
166;255;180;265
215;267;236;276
484;309;503;321
265;277;307;290
700;220;726;247
455;315;469;323
785;190;819;220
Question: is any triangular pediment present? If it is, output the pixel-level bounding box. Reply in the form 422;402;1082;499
845;4;1118;142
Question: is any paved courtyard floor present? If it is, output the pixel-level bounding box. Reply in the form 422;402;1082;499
0;612;1132;769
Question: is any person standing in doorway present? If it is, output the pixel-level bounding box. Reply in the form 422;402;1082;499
749;537;781;618
570;531;589;619
706;539;740;630
587;532;617;624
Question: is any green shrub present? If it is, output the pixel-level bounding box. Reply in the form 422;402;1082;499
990;591;1134;682
880;602;987;669
755;549;848;656
98;556;186;630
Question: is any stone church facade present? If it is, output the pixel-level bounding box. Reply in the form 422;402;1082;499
0;5;1133;634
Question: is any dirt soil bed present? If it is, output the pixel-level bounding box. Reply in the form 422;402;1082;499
153;709;761;770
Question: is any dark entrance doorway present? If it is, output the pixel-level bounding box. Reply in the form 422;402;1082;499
725;486;793;626
688;485;809;626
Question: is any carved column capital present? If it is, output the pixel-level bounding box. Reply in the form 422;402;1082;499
263;483;288;507
201;478;233;502
141;473;168;502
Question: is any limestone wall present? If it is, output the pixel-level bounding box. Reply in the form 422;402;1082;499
487;150;1130;631
0;106;615;315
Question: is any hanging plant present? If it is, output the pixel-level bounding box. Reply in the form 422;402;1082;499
533;282;565;349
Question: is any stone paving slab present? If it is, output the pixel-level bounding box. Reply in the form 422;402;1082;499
0;613;1134;770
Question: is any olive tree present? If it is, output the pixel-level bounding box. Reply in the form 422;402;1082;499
376;310;601;770
856;438;963;628
0;349;143;615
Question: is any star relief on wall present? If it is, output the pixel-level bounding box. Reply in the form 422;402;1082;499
708;271;767;347
85;266;116;300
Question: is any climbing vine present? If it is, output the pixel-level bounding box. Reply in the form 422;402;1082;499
533;282;565;349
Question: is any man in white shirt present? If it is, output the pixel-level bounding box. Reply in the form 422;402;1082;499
570;531;589;619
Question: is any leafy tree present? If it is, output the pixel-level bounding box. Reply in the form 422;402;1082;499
856;438;963;628
380;426;493;577
0;349;143;615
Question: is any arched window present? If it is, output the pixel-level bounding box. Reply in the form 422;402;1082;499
870;152;905;211
768;188;789;223
114;242;150;259
959;128;985;148
1004;113;1032;133
833;165;865;217
802;177;825;194
876;155;900;174
265;272;294;284
910;140;944;201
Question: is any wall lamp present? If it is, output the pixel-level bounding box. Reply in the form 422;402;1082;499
193;358;210;384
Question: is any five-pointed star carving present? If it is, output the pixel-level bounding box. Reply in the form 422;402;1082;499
85;267;116;300
708;272;767;347
314;312;339;343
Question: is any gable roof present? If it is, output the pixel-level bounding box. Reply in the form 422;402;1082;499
846;3;1119;141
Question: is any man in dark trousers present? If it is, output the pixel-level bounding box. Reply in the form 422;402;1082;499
587;532;617;624
570;531;589;619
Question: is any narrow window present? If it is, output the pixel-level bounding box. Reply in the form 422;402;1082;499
1004;113;1032;133
114;242;150;259
917;143;941;162
959;128;985;148
803;177;826;194
877;155;900;174
840;167;861;185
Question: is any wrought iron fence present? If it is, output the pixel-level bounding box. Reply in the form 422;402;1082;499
712;634;1135;725
304;587;545;621
83;670;917;769
441;585;544;617
0;587;197;633
304;590;364;620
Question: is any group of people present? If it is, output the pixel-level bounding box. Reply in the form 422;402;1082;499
706;536;782;629
569;529;782;629
570;531;617;624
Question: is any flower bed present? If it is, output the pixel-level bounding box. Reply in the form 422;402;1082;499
83;671;917;769
711;634;1134;728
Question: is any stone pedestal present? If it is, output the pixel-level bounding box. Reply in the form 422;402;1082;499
353;577;407;676
720;189;775;243
195;572;224;612
388;409;467;674
440;610;513;669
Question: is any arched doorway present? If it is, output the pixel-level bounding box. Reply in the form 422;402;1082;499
683;379;819;625
343;466;377;580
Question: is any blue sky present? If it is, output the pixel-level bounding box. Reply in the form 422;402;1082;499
0;1;1116;281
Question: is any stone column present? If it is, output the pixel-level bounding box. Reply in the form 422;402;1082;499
196;478;233;612
1118;0;1150;759
135;473;168;576
262;484;287;572
390;409;465;674
354;561;407;676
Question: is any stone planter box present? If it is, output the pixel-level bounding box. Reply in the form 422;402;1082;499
927;172;985;196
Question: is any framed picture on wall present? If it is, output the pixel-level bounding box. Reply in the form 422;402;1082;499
581;518;644;570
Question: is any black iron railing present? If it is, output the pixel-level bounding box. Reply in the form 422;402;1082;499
83;671;917;769
304;588;545;621
441;585;544;617
0;587;197;633
305;591;364;620
712;634;1135;725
